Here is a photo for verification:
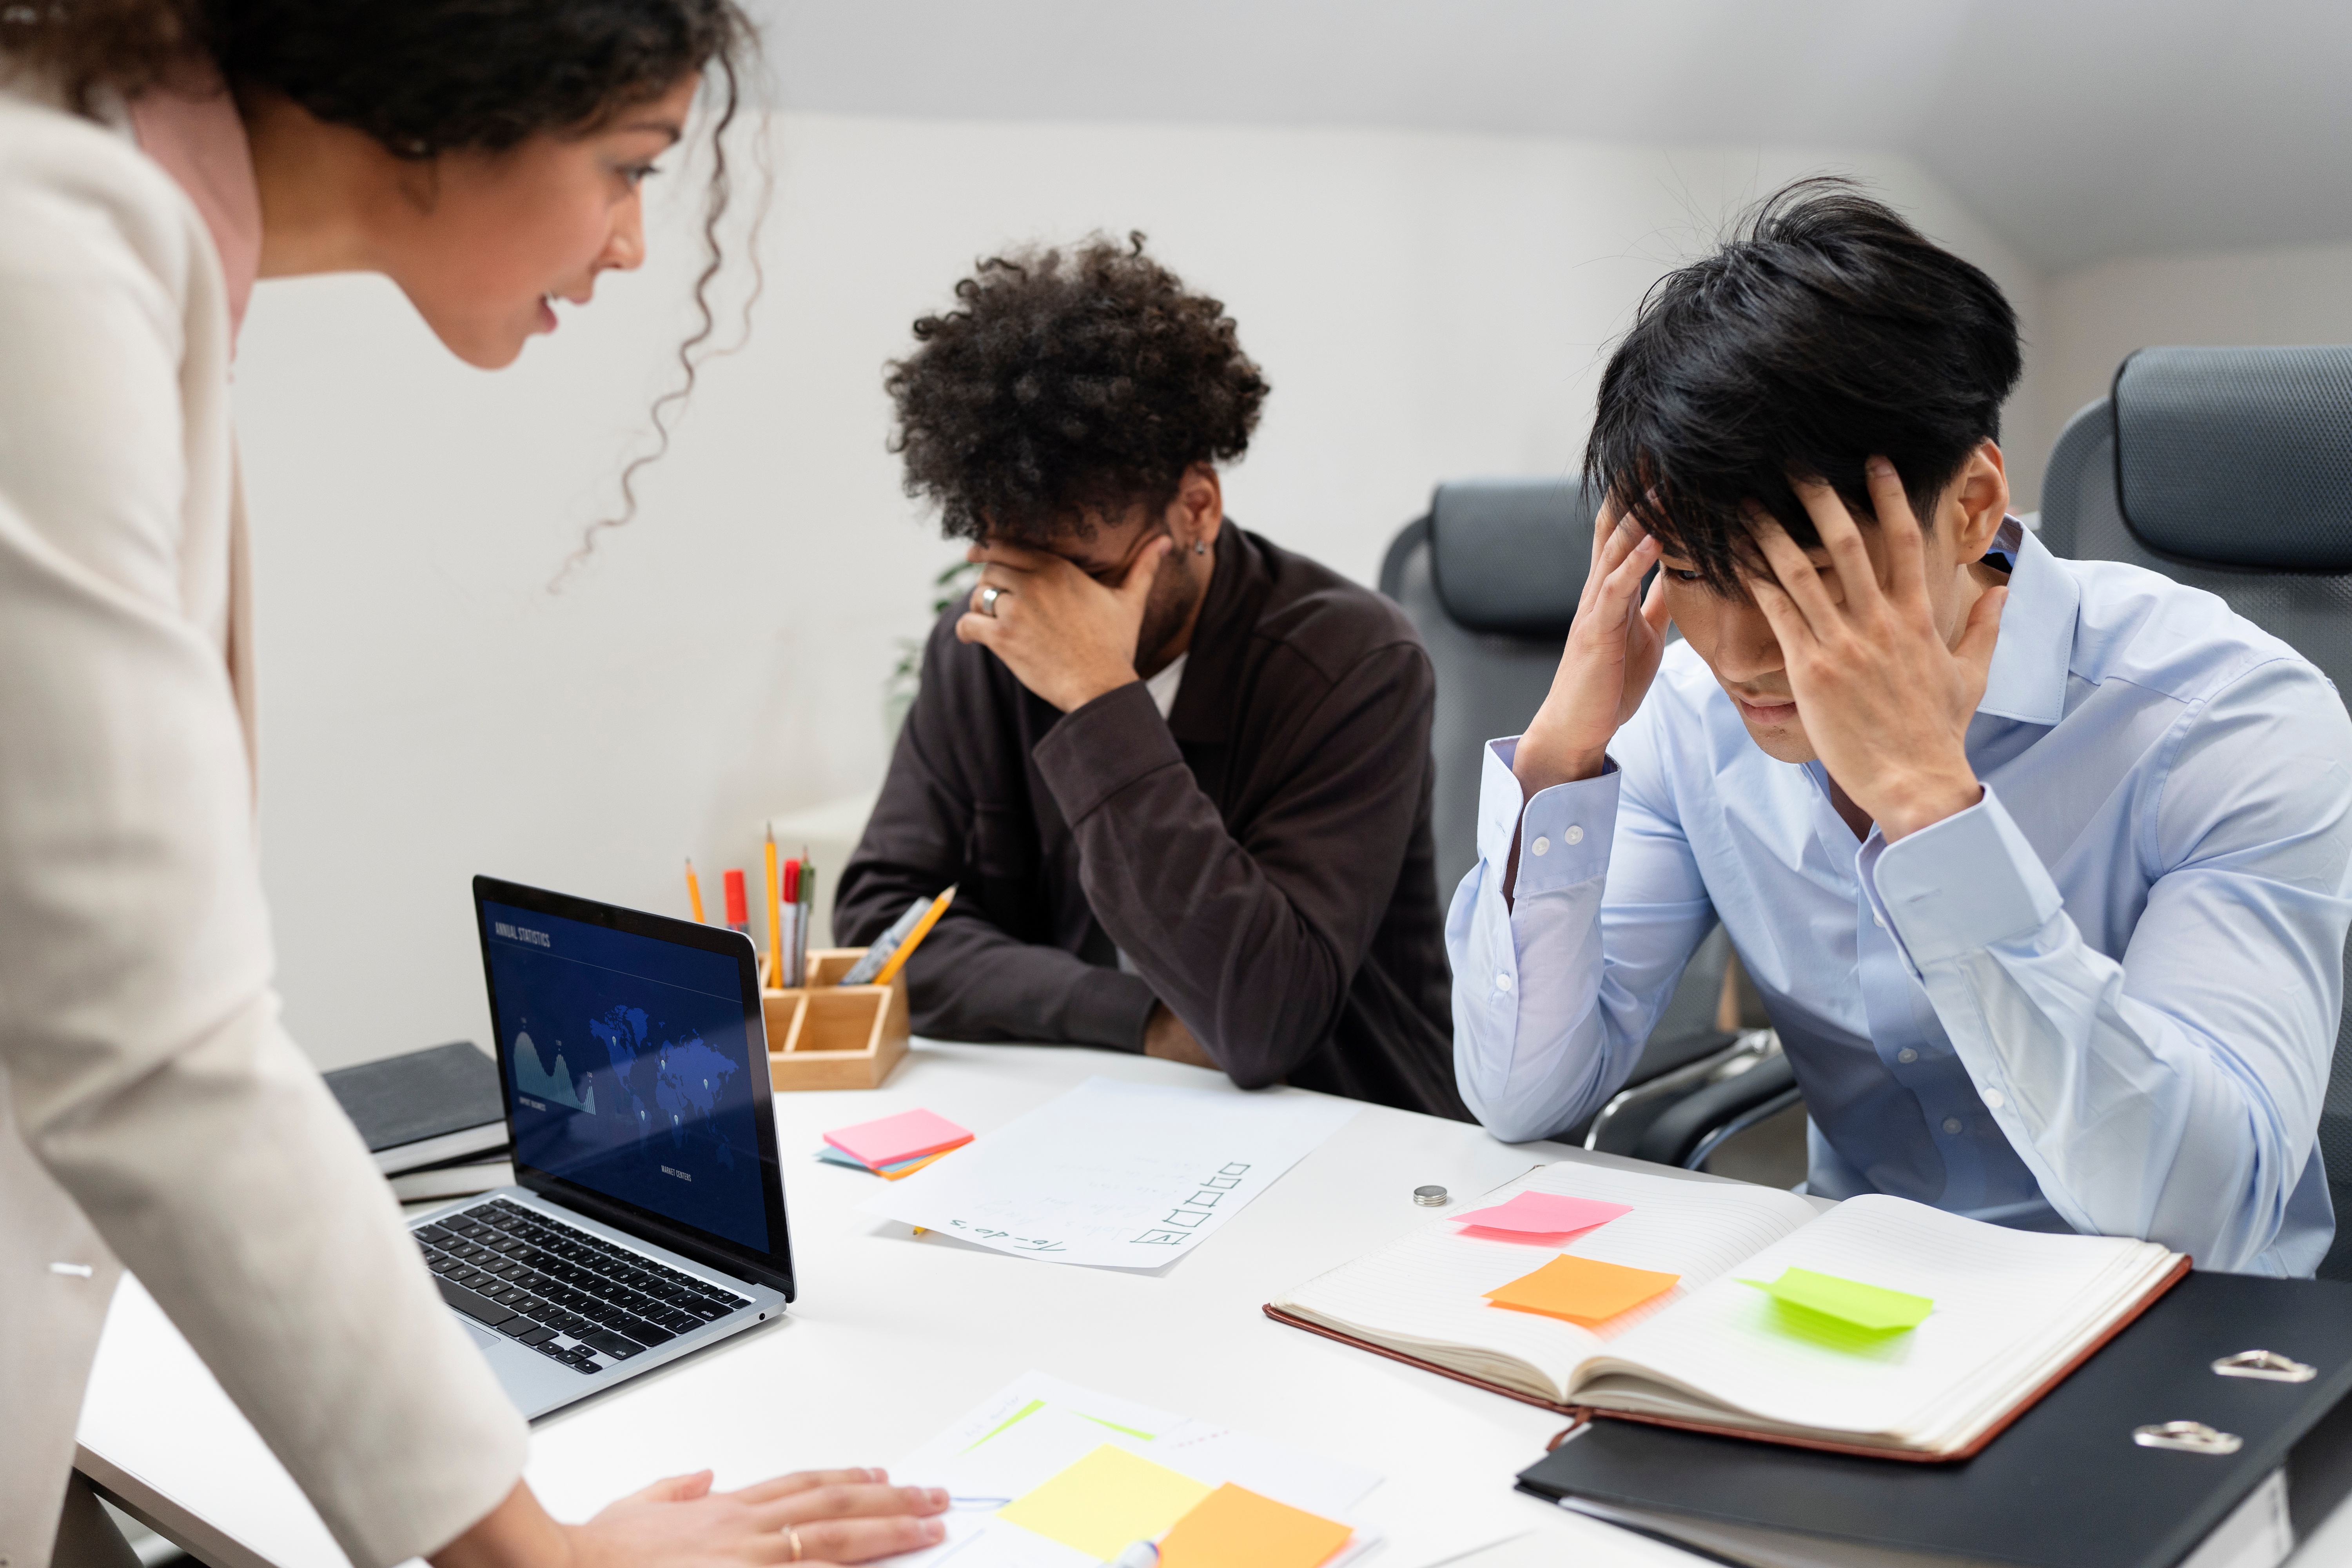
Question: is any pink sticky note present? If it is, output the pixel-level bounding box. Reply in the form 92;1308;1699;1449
1451;1192;1633;1236
823;1108;973;1170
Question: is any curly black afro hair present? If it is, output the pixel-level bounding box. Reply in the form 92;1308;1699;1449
886;233;1270;544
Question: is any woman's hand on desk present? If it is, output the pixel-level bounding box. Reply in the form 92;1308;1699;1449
581;1469;949;1565
434;1470;949;1568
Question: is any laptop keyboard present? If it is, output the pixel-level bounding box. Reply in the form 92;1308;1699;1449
412;1197;753;1376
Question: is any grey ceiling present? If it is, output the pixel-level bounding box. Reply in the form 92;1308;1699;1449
759;0;2352;274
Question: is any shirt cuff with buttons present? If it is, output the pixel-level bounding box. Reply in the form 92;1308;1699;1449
1476;736;1619;895
1858;783;2064;969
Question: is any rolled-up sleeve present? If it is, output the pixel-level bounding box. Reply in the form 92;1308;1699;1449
1862;659;2352;1273
1448;726;1717;1142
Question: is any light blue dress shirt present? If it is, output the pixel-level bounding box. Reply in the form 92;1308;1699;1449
1448;523;2352;1275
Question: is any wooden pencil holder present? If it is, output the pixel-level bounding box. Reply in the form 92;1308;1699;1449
761;948;909;1091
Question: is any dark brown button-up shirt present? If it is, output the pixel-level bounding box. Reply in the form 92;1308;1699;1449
836;524;1468;1119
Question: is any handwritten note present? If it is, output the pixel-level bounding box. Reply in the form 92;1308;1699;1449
859;1078;1357;1269
1159;1483;1354;1568
1485;1254;1680;1325
1744;1267;1933;1333
1451;1191;1632;1237
886;1371;1383;1568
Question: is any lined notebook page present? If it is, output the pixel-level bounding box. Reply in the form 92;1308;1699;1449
1272;1162;1817;1401
1588;1194;2178;1446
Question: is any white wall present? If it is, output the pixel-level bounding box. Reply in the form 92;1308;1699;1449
233;111;2043;1069
2036;238;2352;451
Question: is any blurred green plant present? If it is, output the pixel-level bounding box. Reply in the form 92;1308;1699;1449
884;558;980;742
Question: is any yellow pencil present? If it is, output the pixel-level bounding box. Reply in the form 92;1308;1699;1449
764;828;782;988
871;886;958;987
684;857;706;923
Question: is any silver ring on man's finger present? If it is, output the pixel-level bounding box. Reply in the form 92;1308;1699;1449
979;585;1007;618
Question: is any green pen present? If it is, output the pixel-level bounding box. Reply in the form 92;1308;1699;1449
796;846;815;987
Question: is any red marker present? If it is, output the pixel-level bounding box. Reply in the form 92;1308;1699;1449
723;868;750;935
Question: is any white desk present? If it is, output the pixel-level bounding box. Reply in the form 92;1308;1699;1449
74;1043;2352;1568
75;1045;1704;1568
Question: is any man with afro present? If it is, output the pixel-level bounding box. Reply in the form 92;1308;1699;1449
836;234;1466;1118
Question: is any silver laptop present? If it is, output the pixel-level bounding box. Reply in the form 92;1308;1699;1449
407;875;794;1418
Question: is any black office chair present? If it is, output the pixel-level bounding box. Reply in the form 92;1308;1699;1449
2040;344;2352;1281
1380;479;1800;1167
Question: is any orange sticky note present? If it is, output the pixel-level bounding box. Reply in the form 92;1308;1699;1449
1158;1483;1353;1568
879;1149;951;1181
1485;1253;1679;1324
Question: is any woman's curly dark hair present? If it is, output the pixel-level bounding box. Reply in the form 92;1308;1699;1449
4;0;762;571
886;233;1269;543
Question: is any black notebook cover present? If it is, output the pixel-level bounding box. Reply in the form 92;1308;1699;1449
324;1040;504;1153
1518;1271;2352;1568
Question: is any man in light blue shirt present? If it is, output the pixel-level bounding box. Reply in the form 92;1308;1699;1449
1451;181;2352;1275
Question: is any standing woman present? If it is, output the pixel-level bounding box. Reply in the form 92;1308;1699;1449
0;6;948;1567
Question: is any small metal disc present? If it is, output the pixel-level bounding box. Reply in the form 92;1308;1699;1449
1413;1185;1450;1207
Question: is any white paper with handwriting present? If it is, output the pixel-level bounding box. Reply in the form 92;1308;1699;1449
880;1371;1383;1567
858;1077;1357;1269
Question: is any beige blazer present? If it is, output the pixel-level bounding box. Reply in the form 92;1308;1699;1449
0;83;525;1568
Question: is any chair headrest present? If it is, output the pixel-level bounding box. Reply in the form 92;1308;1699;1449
1428;477;1601;636
2115;345;2352;573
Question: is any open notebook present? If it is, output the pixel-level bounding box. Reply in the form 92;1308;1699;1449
1267;1162;2186;1461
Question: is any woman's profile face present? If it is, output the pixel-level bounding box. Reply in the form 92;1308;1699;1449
385;73;701;368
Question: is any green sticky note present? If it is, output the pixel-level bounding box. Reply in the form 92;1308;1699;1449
1745;1267;1932;1333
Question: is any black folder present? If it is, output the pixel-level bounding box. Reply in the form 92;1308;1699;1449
323;1040;508;1174
1517;1271;2352;1568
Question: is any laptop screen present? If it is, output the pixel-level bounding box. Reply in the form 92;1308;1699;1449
477;892;775;1257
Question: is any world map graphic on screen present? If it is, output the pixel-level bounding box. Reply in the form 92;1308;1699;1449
484;901;769;1252
582;1004;740;1170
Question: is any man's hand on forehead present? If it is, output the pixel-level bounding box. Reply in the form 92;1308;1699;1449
1502;493;1673;886
955;531;1173;713
1740;456;2005;841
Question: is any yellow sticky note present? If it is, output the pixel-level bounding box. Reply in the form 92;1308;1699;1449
1486;1253;1680;1324
1744;1267;1933;1332
1158;1483;1354;1568
995;1444;1211;1558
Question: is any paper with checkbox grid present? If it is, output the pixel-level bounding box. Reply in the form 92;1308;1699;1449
858;1077;1357;1270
